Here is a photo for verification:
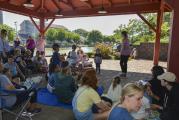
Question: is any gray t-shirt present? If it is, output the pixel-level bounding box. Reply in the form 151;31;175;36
0;74;16;108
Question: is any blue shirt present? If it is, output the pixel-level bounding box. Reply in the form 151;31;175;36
52;51;61;65
4;62;18;76
0;37;11;52
0;74;17;108
108;107;134;120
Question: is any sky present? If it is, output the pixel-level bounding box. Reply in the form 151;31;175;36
2;11;139;35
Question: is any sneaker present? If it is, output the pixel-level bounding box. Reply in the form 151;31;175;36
27;108;42;115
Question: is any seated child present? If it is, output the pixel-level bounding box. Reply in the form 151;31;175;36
107;76;122;103
82;54;92;67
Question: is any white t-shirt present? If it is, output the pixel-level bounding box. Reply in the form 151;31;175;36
36;38;46;52
107;84;122;103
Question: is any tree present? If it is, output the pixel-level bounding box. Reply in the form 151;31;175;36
87;30;103;45
113;12;171;44
46;28;58;42
73;28;89;37
0;24;15;42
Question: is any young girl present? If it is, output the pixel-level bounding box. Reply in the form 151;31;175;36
94;48;102;74
107;76;122;103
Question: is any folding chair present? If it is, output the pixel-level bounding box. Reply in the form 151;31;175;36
0;88;34;120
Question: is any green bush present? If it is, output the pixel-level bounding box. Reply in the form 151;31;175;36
95;43;112;59
86;52;94;58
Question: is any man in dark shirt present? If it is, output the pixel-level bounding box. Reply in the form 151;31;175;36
157;72;179;120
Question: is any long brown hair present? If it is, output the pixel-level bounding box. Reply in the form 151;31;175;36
81;69;98;89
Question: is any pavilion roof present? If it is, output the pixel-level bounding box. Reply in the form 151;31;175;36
0;0;171;19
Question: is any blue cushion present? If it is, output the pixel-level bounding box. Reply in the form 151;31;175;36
37;88;72;109
96;86;104;96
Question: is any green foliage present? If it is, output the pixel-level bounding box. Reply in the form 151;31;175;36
46;28;57;42
86;52;94;58
95;43;112;59
45;28;81;45
73;28;89;37
113;13;171;44
87;30;103;45
0;24;15;42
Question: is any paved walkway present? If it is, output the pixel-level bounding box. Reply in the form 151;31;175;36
3;59;167;120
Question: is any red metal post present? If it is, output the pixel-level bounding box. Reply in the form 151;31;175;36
153;1;164;65
40;17;45;37
165;0;179;82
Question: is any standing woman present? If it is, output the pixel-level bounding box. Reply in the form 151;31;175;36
72;69;110;120
26;36;36;57
120;31;131;77
108;83;144;120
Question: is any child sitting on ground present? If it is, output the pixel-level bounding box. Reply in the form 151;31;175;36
82;54;92;67
107;76;122;103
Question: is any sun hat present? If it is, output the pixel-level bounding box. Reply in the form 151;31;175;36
157;72;176;82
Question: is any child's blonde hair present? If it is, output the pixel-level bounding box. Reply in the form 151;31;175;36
120;83;143;103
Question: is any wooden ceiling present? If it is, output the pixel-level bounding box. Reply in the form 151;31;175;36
0;0;171;19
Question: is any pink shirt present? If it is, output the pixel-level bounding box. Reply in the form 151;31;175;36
36;38;46;52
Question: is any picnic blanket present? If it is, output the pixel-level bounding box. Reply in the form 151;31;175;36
37;88;72;109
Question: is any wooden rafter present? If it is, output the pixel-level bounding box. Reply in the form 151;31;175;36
44;18;55;33
83;0;93;8
44;2;160;19
0;1;40;18
107;0;113;7
60;0;74;10
29;16;40;32
52;0;61;10
129;0;132;4
137;13;157;32
67;0;75;10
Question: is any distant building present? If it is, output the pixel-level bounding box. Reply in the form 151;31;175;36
0;11;3;24
19;20;67;41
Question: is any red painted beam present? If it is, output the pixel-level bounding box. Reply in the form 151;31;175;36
137;13;157;32
29;16;40;32
44;2;160;19
44;18;55;33
153;1;164;65
52;0;61;11
0;1;40;18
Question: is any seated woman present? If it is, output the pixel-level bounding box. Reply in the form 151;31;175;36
53;61;77;104
0;57;41;113
72;69;110;120
108;83;144;120
4;55;25;81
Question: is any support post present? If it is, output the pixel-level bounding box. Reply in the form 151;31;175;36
165;0;179;82
153;1;164;65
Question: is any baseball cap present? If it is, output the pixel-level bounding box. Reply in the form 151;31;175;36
157;72;176;82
